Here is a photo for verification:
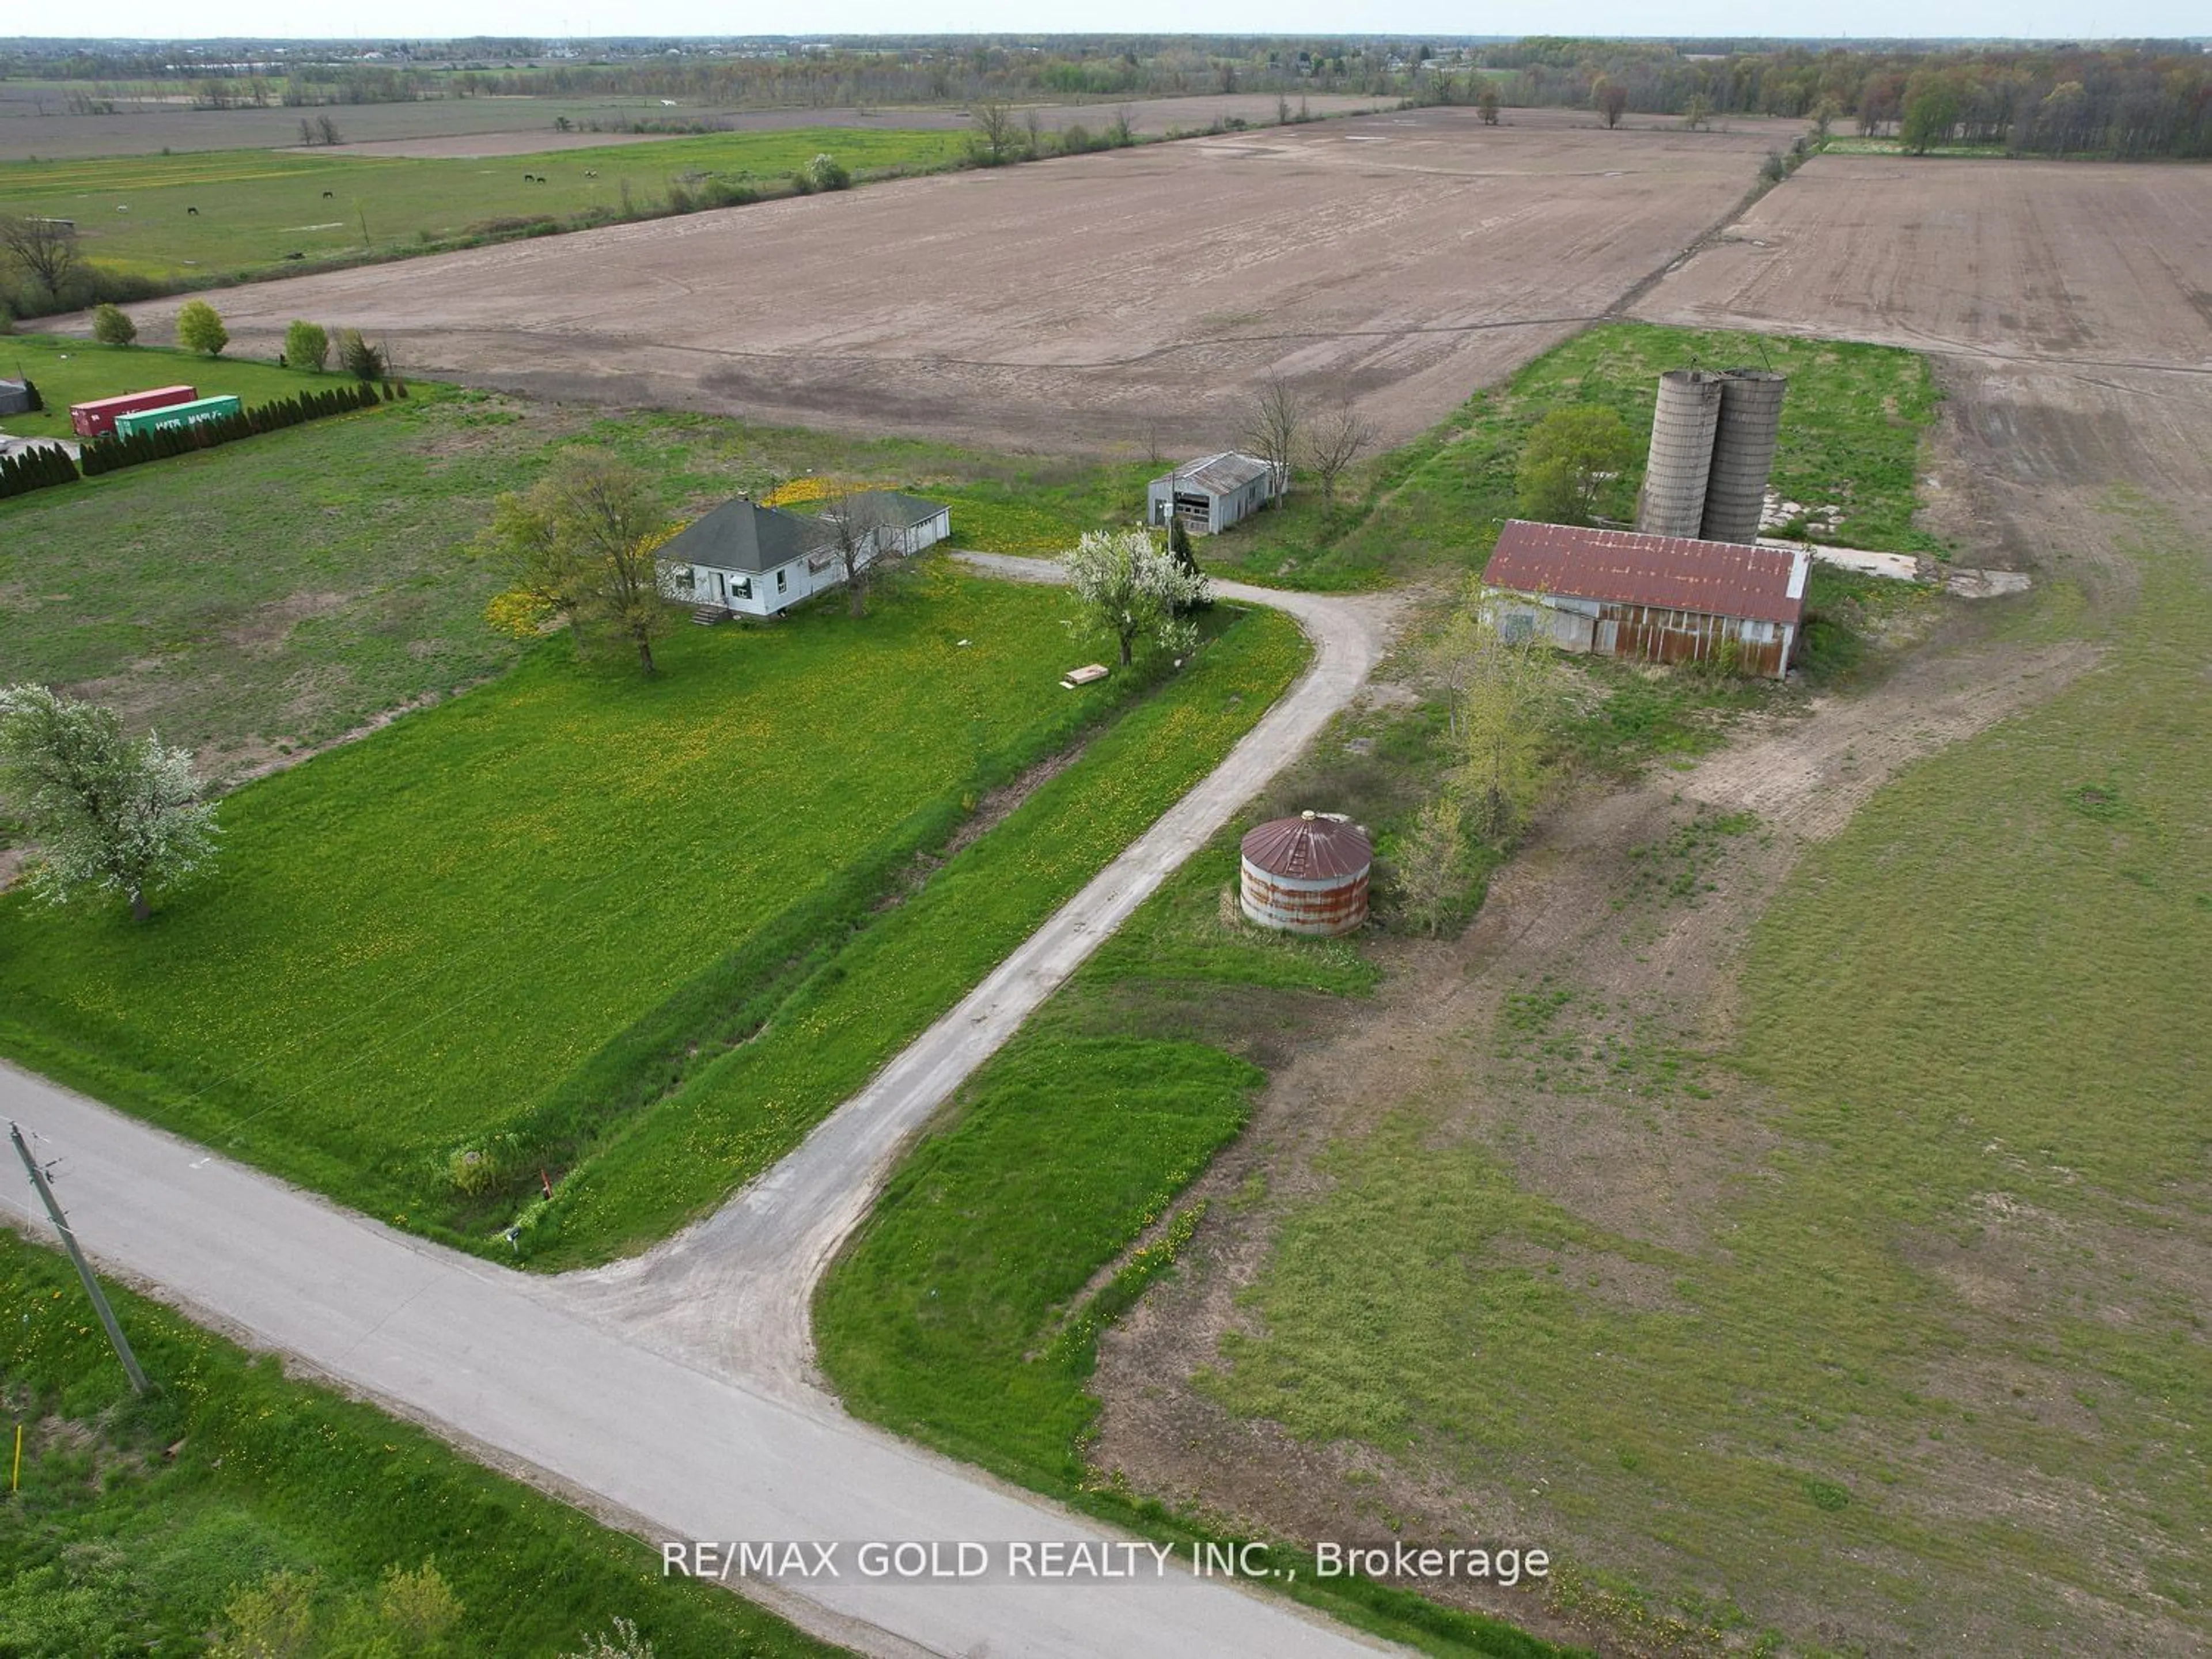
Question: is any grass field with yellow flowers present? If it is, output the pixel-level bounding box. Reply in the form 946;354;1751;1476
0;565;1306;1266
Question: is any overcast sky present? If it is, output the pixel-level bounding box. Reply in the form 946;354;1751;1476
37;3;2207;42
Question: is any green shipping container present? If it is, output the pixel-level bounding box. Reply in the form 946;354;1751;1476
112;393;242;439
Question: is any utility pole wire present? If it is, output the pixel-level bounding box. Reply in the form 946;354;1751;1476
9;1121;149;1395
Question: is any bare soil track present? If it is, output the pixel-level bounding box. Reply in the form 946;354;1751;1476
98;108;1801;456
1093;156;2212;1656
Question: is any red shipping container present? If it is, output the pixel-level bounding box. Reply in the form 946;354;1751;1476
70;385;198;440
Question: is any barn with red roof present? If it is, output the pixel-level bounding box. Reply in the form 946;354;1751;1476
1480;520;1813;679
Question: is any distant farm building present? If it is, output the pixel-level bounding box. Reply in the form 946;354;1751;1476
1240;811;1372;937
656;491;949;618
1482;519;1811;680
1147;452;1279;536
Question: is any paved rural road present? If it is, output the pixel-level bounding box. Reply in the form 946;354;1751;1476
2;562;1404;1659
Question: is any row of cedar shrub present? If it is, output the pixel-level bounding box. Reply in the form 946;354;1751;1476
0;441;78;499
0;381;406;501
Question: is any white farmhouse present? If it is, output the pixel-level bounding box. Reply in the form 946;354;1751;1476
656;492;950;618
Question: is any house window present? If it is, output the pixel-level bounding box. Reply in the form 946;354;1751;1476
674;567;695;592
775;569;788;593
732;577;752;600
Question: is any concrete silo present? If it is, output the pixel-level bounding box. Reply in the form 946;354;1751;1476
1634;369;1726;539
1700;370;1789;545
1240;812;1371;937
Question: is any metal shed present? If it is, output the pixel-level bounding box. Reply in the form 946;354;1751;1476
1147;452;1279;536
1482;520;1811;679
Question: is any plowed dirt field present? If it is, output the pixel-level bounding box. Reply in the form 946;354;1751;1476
1633;153;2212;370
102;108;1802;454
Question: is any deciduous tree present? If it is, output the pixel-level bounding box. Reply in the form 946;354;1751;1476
968;100;1018;165
1901;72;1963;153
175;298;228;356
1244;376;1306;500
91;302;137;346
816;488;906;618
1514;404;1638;526
1063;528;1207;667
1444;592;1561;840
1305;401;1375;504
480;452;673;676
285;319;329;372
1593;75;1628;128
0;213;79;298
0;684;219;922
1393;793;1465;937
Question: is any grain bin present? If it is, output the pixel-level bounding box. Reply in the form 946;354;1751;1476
1634;369;1725;538
1700;370;1788;545
1240;811;1371;937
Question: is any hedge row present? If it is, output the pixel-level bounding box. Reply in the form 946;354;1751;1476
0;440;78;499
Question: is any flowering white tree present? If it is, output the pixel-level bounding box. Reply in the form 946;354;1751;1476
0;685;219;922
1062;528;1210;667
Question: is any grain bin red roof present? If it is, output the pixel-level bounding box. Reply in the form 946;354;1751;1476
1241;813;1372;880
1486;520;1810;627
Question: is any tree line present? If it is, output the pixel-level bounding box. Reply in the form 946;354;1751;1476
1474;40;2212;158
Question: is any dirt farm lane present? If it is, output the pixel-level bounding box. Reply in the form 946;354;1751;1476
1;574;1404;1658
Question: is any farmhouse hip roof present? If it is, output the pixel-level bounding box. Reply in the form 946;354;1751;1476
657;497;836;575
1154;452;1274;497
1484;520;1810;627
659;491;948;575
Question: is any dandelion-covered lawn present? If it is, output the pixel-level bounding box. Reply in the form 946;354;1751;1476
0;566;1298;1256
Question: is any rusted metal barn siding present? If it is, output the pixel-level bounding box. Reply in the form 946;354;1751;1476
1600;601;1791;678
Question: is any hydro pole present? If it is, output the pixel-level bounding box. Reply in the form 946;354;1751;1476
9;1122;149;1395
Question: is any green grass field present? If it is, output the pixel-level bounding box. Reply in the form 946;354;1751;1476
0;334;1166;773
1198;321;1944;590
817;833;1578;1657
1198;491;2212;1649
0;1232;836;1658
0;567;1270;1254
0;127;967;281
